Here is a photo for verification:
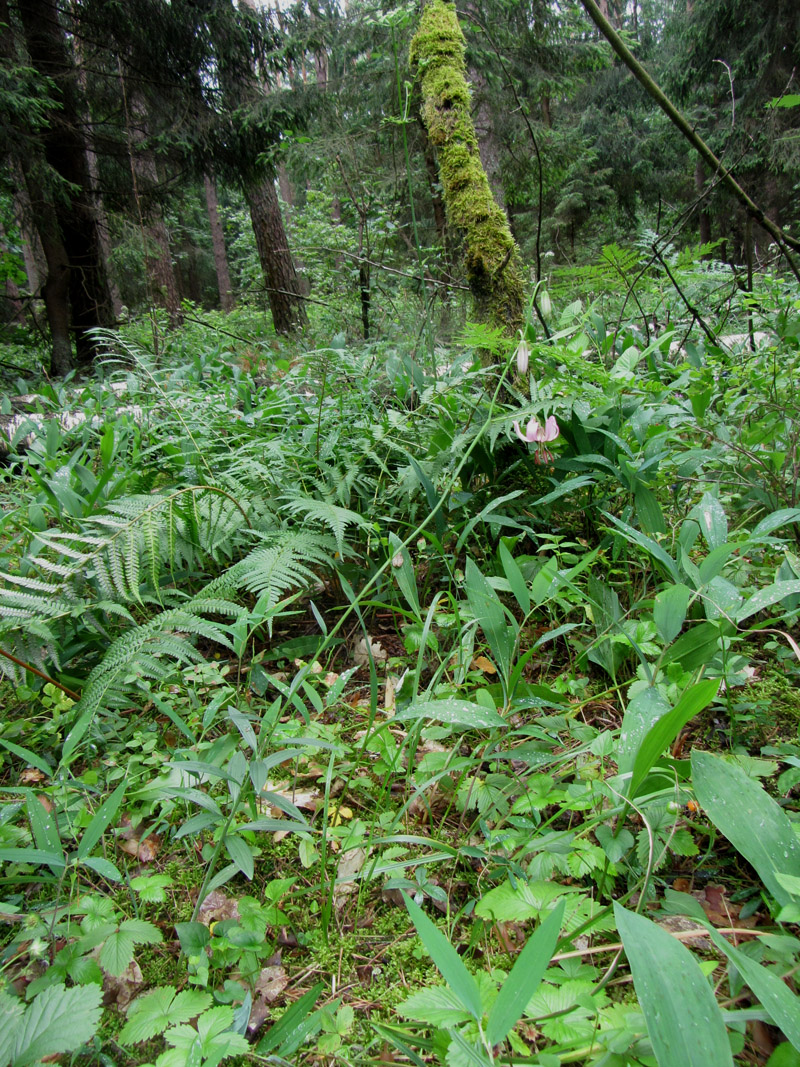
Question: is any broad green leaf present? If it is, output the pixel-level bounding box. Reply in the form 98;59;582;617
691;492;727;550
486;899;565;1046
751;509;800;537
6;982;102;1067
617;687;670;782
77;781;127;859
25;796;62;876
121;987;213;1044
174;922;210;956
775;873;800;898
224;834;254;880
0;740;52;778
499;542;530;615
704;576;743;621
448;1030;493;1067
395;699;504;729
464;558;515;682
614;904;733;1067
635;485;666;535
404;894;482;1021
736;580;800;623
767;93;800;108
80;856;122;882
530;556;559;605
692;751;800;906
654;583;692;643
629;679;720;797
703;927;800;1051
532;474;596;507
662;621;723;670
389;533;421;617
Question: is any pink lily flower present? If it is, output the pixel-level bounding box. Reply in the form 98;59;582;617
513;414;559;464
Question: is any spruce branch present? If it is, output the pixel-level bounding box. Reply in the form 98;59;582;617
579;0;800;281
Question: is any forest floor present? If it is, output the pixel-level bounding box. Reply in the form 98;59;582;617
1;285;800;1067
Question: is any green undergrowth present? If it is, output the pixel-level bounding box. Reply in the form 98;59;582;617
1;266;800;1067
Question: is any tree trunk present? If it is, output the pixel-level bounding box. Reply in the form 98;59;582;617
17;0;115;364
204;174;234;312
75;46;123;319
1;0;71;372
410;0;524;339
277;164;295;211
12;177;46;299
125;88;182;327
541;93;552;128
20;161;74;375
467;56;505;208
244;176;308;334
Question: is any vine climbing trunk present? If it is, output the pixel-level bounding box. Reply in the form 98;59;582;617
410;0;524;342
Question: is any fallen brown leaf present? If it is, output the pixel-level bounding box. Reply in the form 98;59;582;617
20;768;46;785
334;846;369;911
102;958;143;1009
472;656;497;674
197;890;240;925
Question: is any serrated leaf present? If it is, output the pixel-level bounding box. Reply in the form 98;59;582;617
475;879;566;922
397;986;474;1027
121;987;213;1044
99;920;161;976
6;982;102;1067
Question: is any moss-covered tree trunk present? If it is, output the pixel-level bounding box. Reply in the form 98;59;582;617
410;0;524;340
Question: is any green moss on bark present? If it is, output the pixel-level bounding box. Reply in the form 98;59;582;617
410;0;524;339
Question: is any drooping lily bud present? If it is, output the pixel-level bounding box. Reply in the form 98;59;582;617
539;290;553;322
515;336;531;375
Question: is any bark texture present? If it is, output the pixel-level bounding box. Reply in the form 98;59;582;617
410;0;524;338
126;89;182;327
204;174;234;312
245;176;308;334
17;0;115;364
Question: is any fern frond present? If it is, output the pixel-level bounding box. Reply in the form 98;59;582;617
281;496;367;556
206;531;334;612
73;605;233;719
0;573;65;595
0;588;81;619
